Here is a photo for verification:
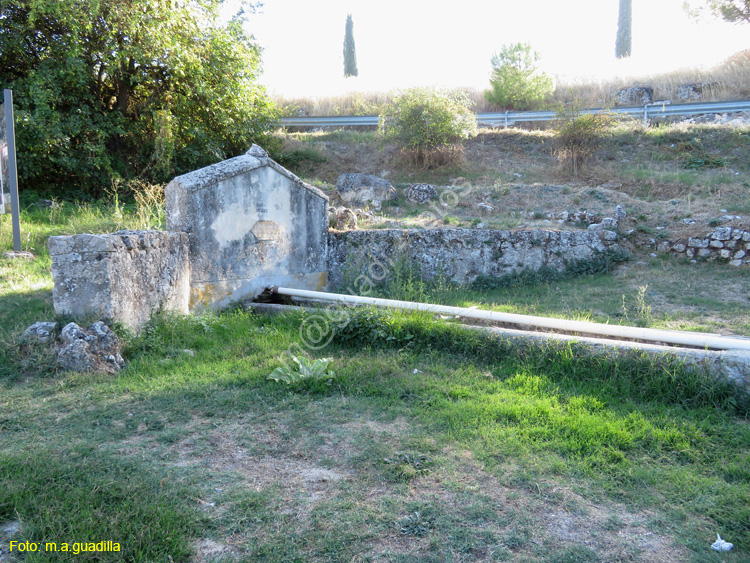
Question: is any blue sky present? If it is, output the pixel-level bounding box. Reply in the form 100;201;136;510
233;0;749;97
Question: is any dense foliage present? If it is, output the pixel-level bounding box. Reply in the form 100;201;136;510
379;87;476;166
484;43;554;110
686;0;750;22
0;0;277;196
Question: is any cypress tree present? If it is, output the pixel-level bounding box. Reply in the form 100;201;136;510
343;14;358;77
616;0;632;58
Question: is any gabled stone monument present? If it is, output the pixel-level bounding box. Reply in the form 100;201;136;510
165;145;329;311
49;145;328;331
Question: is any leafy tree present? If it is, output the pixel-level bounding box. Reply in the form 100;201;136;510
379;88;476;167
0;0;277;196
343;14;358;78
684;0;750;23
616;0;633;58
484;43;554;110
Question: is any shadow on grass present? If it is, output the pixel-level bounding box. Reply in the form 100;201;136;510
0;448;201;562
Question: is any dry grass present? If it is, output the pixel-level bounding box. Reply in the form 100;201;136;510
552;49;750;107
276;50;750;116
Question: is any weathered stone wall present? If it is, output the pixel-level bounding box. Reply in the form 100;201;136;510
327;228;620;290
166;146;329;311
657;226;750;266
49;230;190;331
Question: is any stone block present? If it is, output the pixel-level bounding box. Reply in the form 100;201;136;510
720;249;732;258
688;238;709;248
672;243;686;253
50;230;190;331
166;146;329;311
615;86;653;106
697;248;712;257
730;259;744;267
335;173;394;206
742;231;750;242
709;240;725;249
712;227;733;240
407;184;438;204
734;250;746;259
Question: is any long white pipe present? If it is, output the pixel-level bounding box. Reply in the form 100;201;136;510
271;287;750;352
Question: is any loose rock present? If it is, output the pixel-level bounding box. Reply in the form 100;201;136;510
328;206;358;230
3;251;35;261
56;321;124;374
406;183;438;204
615;86;653;106
20;322;58;344
335;173;394;206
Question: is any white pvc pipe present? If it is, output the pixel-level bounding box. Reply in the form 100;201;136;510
271;287;750;352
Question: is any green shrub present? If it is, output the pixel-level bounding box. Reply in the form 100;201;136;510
553;104;616;175
484;43;554;110
379;88;477;167
334;307;414;347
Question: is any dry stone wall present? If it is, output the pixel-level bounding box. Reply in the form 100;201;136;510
657;226;750;266
327;228;620;290
49;230;190;331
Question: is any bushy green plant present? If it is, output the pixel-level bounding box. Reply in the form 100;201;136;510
0;0;278;195
399;511;432;537
267;355;335;386
553;104;616;175
484;43;554;110
334;307;414;347
379;88;477;167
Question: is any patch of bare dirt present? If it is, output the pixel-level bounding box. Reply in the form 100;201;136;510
189;539;242;563
127;413;696;562
393;449;691;563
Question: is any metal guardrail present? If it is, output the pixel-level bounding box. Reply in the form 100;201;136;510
280;100;750;128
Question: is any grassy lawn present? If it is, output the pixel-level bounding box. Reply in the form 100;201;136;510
1;202;750;562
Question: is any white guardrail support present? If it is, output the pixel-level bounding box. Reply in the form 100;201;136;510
280;99;750;129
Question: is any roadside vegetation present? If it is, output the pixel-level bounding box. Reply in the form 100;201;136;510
378;88;477;168
277;49;750;117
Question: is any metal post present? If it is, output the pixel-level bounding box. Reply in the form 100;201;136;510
2;89;21;251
